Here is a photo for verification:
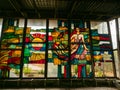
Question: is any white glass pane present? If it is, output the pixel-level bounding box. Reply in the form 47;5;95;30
23;64;45;77
49;20;58;29
113;50;120;78
19;19;25;27
109;19;117;49
27;19;46;29
0;18;3;39
91;21;108;34
47;63;58;77
118;18;120;41
9;69;20;78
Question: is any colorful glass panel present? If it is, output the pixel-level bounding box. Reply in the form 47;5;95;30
0;50;21;78
2;26;24;43
91;21;114;77
93;51;114;77
47;20;69;78
25;27;46;43
48;50;69;65
48;20;68;49
70;21;92;78
25;19;46;43
24;44;46;64
0;19;116;79
93;51;112;61
1;43;22;49
1;19;24;50
91;29;111;50
23;44;45;77
22;19;46;78
0;18;25;78
48;50;69;78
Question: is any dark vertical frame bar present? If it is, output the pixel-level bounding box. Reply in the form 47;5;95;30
20;18;27;79
68;19;71;78
115;18;120;78
107;20;117;78
16;19;19;26
58;65;62;78
116;18;120;49
45;19;49;78
86;20;95;78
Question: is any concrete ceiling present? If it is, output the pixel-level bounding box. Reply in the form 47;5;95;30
0;0;120;20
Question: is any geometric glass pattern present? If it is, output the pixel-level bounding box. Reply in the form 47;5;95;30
0;19;115;78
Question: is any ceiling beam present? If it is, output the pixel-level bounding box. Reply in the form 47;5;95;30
67;0;78;19
1;9;120;17
54;0;57;18
32;0;41;18
8;0;27;17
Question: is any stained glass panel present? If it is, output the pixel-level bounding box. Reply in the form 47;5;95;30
48;50;69;78
70;21;92;78
25;27;46;43
48;20;68;49
24;44;46;64
91;29;111;50
0;18;25;78
2;25;24;43
93;51;112;61
1;43;22;49
1;31;23;43
0;50;21;78
47;20;69;78
0;19;116;79
1;19;24;50
22;19;46;78
94;62;114;77
91;21;114;77
23;44;45;77
71;64;92;78
48;50;69;65
25;19;46;43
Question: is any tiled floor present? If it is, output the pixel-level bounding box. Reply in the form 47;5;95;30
0;87;118;90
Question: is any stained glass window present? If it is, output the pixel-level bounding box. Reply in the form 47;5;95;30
70;21;92;78
0;18;116;79
1;19;24;49
22;19;46;78
0;18;25;78
0;50;21;78
91;21;114;77
47;20;69;78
